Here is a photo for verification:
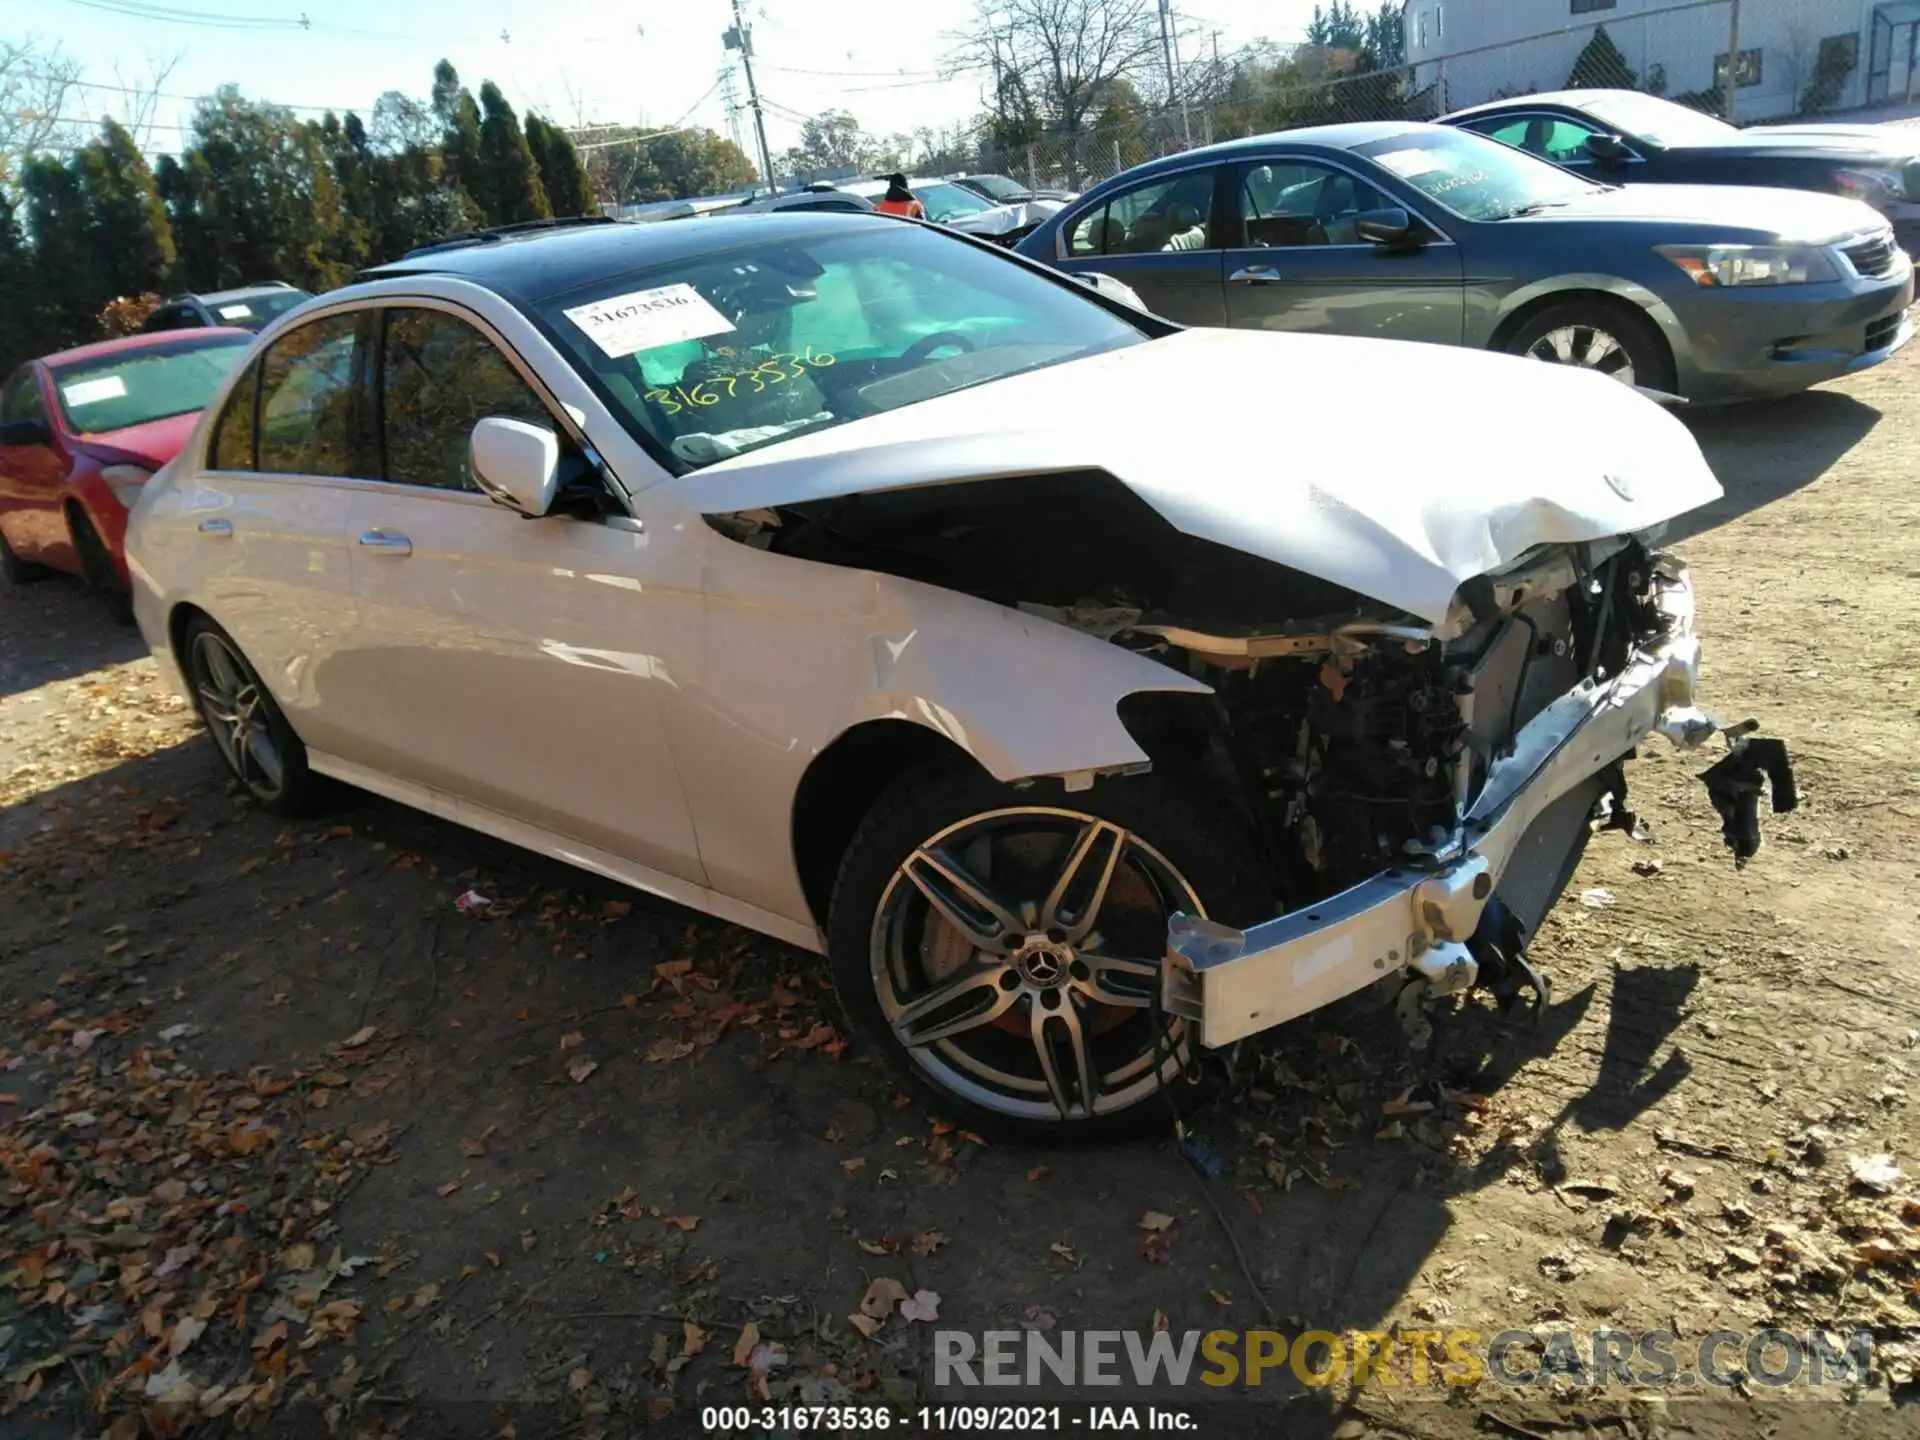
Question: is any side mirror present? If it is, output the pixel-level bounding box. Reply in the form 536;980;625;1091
0;419;51;447
470;417;561;517
1354;207;1414;246
1584;133;1629;164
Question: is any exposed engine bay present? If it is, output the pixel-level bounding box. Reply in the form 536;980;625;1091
710;469;1668;915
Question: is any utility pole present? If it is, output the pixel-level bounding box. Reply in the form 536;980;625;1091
726;0;774;185
718;62;747;157
1723;0;1740;122
1158;0;1191;148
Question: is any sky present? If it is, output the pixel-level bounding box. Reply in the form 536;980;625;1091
3;0;1333;164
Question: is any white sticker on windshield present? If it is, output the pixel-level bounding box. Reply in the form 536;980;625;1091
61;375;128;407
217;303;254;319
1371;148;1444;179
563;284;734;359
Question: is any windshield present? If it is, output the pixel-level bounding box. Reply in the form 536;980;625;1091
915;182;995;222
204;289;311;330
1575;93;1735;147
965;174;1030;203
539;221;1145;471
1356;128;1597;221
51;336;252;433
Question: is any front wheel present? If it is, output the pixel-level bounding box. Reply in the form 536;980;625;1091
827;767;1272;1141
181;615;327;816
68;510;134;625
1503;300;1675;395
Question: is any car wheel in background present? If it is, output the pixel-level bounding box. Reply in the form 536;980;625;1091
1503;299;1675;396
68;510;135;626
827;765;1271;1141
181;614;327;816
0;529;52;586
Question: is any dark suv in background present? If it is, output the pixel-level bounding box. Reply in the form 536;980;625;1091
140;282;314;334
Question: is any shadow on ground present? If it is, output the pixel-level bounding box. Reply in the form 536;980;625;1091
1673;389;1881;541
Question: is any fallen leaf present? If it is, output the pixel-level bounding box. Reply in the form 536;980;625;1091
1857;1236;1906;1265
168;1314;207;1356
154;1243;198;1277
559;1031;585;1051
840;1157;866;1176
338;1025;377;1048
1209;1289;1232;1306
1578;888;1615;909
911;1228;949;1257
1141;1231;1174;1265
568;1058;599;1084
1139;1210;1176;1231
859;1276;910;1319
153;1178;187;1205
1049;1241;1077;1262
682;1320;708;1356
734;1321;762;1367
858;1236;899;1255
1375;1120;1405;1141
1026;1165;1049;1182
847;1312;881;1339
663;1214;701;1232
569;1366;594;1391
278;1242;315;1272
1850;1153;1903;1194
1382;1088;1434;1116
1152;1309;1170;1333
900;1289;941;1323
484;1250;501;1268
411;1283;440;1310
436;1179;462;1198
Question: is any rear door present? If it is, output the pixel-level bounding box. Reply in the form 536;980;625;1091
0;367;71;567
1218;156;1465;345
1051;165;1228;325
335;300;703;884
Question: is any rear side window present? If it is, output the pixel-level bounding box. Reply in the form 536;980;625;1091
257;313;365;477
209;363;258;470
379;307;555;491
1;368;46;426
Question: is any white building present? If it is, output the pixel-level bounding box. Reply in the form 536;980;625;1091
1404;0;1919;121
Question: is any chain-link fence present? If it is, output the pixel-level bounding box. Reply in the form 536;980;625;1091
947;0;1876;195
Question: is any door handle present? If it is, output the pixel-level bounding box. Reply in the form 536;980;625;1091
358;530;412;557
1229;264;1283;284
197;518;233;537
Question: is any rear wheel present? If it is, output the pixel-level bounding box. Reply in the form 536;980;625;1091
68;510;134;625
180;615;327;816
1503;299;1675;395
0;528;52;585
827;766;1271;1141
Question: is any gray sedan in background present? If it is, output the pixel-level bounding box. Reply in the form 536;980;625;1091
1014;122;1913;403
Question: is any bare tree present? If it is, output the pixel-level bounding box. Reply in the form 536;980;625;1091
954;0;1163;146
1;38;83;189
111;51;183;151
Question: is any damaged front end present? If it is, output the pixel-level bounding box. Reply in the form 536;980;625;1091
1155;542;1796;1049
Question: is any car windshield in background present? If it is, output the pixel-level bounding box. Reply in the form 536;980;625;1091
1574;93;1736;148
207;290;310;329
964;174;1030;203
540;221;1145;471
1355;129;1598;222
50;337;252;433
915;182;995;222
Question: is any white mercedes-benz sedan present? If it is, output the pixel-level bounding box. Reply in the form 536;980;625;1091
126;213;1793;1140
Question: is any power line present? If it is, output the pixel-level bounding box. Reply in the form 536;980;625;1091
68;0;306;31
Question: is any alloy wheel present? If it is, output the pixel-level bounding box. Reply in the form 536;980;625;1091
870;807;1203;1124
190;631;286;799
1524;325;1636;385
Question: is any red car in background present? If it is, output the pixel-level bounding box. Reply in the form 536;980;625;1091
0;328;253;619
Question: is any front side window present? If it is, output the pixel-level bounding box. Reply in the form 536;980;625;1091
1356;128;1595;221
1;368;47;427
257;313;363;477
49;336;252;435
1237;160;1390;246
1475;115;1604;165
539;221;1144;471
380;308;556;491
1068;170;1217;256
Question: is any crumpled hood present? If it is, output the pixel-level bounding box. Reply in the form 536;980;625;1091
670;327;1721;626
944;200;1058;237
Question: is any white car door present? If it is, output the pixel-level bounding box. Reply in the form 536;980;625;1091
330;299;705;886
164;312;366;758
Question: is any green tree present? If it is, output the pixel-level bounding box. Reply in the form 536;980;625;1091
524;115;594;216
606;127;756;203
1568;25;1636;90
1305;2;1367;51
476;81;548;224
19;155;96;342
1364;2;1405;69
155;150;224;290
73;119;176;301
318;112;377;272
430;61;488;228
0;186;48;367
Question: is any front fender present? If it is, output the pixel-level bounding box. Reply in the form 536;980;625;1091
1492;272;1693;372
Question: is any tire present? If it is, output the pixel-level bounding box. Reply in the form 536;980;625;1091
0;528;52;586
179;615;328;817
826;765;1273;1142
1502;299;1676;396
68;510;135;626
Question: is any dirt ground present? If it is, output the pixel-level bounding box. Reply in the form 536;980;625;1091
3;352;1918;1440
